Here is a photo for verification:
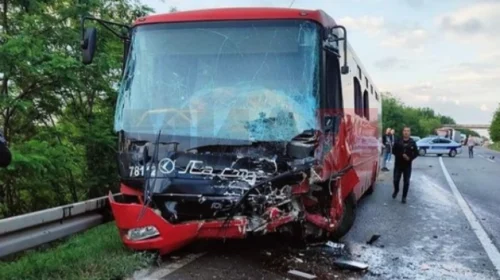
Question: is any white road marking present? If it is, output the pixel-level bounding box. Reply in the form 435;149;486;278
439;157;500;277
478;154;496;163
138;252;207;280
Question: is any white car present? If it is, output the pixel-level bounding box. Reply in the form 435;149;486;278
416;137;463;157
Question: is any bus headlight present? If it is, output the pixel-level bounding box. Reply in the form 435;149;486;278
127;226;160;241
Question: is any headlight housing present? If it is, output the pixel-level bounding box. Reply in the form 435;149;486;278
127;226;160;241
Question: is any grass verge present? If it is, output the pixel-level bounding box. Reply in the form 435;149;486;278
488;142;500;152
0;222;156;280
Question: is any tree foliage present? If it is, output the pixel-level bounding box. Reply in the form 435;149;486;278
490;104;500;142
0;0;154;217
381;92;459;137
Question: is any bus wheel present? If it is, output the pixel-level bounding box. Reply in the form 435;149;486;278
365;164;378;195
330;193;356;241
365;182;374;195
449;149;457;157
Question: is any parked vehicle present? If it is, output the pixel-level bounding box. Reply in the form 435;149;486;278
460;134;466;144
436;127;461;144
410;136;421;142
80;7;382;255
416;137;462;157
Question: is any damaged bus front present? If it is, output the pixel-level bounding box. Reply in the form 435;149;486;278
80;8;376;255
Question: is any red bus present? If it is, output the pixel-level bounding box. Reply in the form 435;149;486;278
80;7;382;255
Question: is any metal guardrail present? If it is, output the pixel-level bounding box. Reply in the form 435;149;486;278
442;124;490;129
0;194;120;258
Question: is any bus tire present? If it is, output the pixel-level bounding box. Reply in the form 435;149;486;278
365;183;374;195
330;192;356;241
365;164;378;195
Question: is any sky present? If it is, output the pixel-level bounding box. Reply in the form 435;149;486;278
139;0;499;125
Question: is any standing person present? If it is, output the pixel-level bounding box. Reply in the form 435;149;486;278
388;129;395;163
0;130;12;168
392;126;418;204
467;135;475;158
381;128;392;171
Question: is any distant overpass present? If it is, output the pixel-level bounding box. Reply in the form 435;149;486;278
442;124;490;129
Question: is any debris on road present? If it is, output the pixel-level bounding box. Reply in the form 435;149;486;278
333;259;369;271
295;257;304;263
317;241;346;256
366;234;381;245
325;241;345;253
307;241;346;256
239;235;367;279
288;269;317;279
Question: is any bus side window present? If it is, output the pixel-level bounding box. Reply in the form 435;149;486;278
363;90;370;120
353;77;362;117
324;51;343;134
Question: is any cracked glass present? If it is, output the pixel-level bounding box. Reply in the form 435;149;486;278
114;19;321;142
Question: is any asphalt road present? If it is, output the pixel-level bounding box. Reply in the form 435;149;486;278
129;149;500;280
441;147;500;249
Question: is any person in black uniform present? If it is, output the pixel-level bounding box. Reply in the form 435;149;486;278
392;126;418;204
0;130;12;168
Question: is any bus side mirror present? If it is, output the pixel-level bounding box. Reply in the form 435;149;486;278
328;25;349;75
81;27;97;65
341;65;349;74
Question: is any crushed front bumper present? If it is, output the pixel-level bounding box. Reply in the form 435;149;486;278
108;193;247;255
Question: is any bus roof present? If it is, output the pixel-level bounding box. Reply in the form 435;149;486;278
133;7;336;27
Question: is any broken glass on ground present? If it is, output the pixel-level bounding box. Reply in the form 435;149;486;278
287;269;317;279
307;241;346;256
366;234;381;245
333;259;369;271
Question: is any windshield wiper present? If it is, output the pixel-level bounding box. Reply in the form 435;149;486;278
137;129;162;221
186;141;258;152
185;129;317;153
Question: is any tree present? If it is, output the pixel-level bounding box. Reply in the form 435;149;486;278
381;92;458;138
419;118;441;136
490;104;500;142
0;0;155;217
439;115;456;125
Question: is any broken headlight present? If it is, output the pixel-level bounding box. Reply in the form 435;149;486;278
126;226;160;241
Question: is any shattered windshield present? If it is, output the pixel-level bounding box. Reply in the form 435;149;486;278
114;20;321;141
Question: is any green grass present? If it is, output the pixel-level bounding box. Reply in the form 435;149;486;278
489;142;500;152
0;222;156;280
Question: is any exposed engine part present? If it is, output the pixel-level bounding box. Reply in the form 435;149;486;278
165;201;178;222
122;131;335;242
248;215;266;232
286;129;318;159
